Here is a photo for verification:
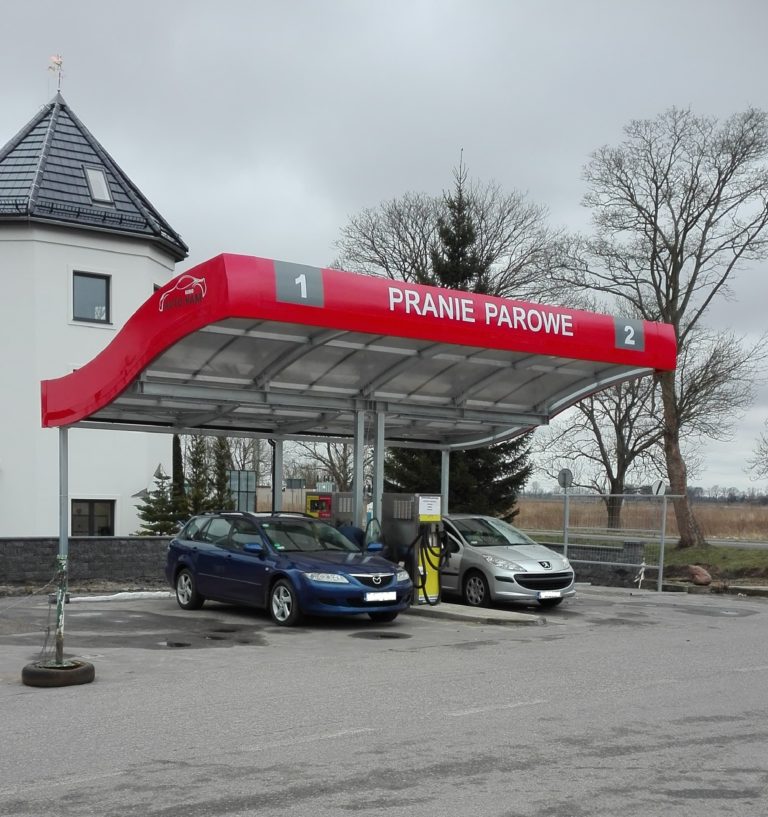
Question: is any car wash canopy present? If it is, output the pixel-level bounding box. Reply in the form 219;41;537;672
42;254;676;449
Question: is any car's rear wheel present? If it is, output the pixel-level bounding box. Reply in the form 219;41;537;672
368;611;398;623
463;571;490;607
270;579;303;626
538;597;564;608
175;568;204;610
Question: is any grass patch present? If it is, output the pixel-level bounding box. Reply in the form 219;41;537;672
661;545;768;582
533;536;768;581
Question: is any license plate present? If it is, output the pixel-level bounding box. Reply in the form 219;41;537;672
365;591;396;602
538;590;561;599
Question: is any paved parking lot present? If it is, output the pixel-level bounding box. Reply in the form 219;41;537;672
1;587;767;816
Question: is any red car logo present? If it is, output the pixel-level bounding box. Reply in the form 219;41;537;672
159;275;207;312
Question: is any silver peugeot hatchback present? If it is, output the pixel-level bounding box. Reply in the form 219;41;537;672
440;514;576;609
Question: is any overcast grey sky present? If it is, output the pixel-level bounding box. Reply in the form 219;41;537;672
3;0;767;491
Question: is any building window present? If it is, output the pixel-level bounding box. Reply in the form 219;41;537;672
72;500;115;536
229;470;258;512
83;166;113;203
73;272;110;323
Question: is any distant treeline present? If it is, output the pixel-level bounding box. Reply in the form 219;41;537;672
522;489;768;504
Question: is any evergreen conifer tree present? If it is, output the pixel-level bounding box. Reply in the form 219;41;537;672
210;436;235;510
185;434;212;515
135;466;178;535
385;160;533;517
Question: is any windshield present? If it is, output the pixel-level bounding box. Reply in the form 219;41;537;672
261;520;360;553
451;516;536;548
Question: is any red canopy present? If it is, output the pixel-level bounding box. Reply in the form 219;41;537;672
42;254;675;450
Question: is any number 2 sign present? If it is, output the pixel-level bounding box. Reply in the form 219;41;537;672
614;318;645;351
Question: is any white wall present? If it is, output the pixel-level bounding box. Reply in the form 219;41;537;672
0;224;179;537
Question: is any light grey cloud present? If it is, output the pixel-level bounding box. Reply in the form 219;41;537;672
2;0;768;489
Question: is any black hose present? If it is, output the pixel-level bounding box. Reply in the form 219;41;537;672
416;526;444;606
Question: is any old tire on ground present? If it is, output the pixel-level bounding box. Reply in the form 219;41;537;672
22;660;95;688
175;568;205;610
463;571;490;607
270;579;303;626
368;611;398;623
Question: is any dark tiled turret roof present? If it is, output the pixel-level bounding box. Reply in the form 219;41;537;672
0;93;188;261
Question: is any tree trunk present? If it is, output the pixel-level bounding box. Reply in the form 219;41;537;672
605;493;623;529
658;371;706;548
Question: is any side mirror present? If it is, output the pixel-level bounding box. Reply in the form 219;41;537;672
445;533;461;554
243;542;265;556
366;541;384;553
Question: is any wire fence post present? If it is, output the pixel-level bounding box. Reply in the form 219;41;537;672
657;494;668;592
563;485;570;559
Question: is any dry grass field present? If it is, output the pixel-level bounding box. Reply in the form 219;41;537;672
516;497;768;542
517;497;768;580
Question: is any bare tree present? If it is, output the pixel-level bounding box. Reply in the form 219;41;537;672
294;442;362;491
672;327;767;440
536;377;665;527
334;176;560;300
228;437;268;482
537;326;764;526
553;107;768;546
749;421;768;479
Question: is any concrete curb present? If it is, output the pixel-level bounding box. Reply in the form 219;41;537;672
68;591;174;603
660;582;768;598
403;602;545;626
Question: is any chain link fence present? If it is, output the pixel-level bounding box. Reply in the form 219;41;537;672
520;493;684;590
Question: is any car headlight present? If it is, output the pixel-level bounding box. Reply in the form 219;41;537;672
396;569;410;582
303;572;350;584
481;553;524;571
561;558;571;569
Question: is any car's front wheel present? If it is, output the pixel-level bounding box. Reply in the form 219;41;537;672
463;571;490;607
270;579;303;626
368;610;398;623
175;568;204;610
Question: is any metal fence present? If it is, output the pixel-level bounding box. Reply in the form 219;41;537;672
521;493;684;591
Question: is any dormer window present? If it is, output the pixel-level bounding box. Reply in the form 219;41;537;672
83;166;112;203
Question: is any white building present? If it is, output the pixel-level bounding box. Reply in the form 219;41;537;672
0;93;188;536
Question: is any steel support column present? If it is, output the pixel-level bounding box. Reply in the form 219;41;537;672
441;449;450;516
54;426;69;665
352;410;365;527
271;438;284;511
372;411;385;523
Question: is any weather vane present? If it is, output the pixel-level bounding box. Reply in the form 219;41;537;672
48;54;63;92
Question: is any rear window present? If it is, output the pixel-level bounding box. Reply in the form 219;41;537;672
179;517;207;541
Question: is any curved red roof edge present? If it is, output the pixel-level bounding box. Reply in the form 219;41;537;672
41;253;677;428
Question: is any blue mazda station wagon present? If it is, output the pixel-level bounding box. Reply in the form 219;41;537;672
166;511;413;626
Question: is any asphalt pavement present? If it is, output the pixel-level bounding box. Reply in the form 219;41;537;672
2;584;768;816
